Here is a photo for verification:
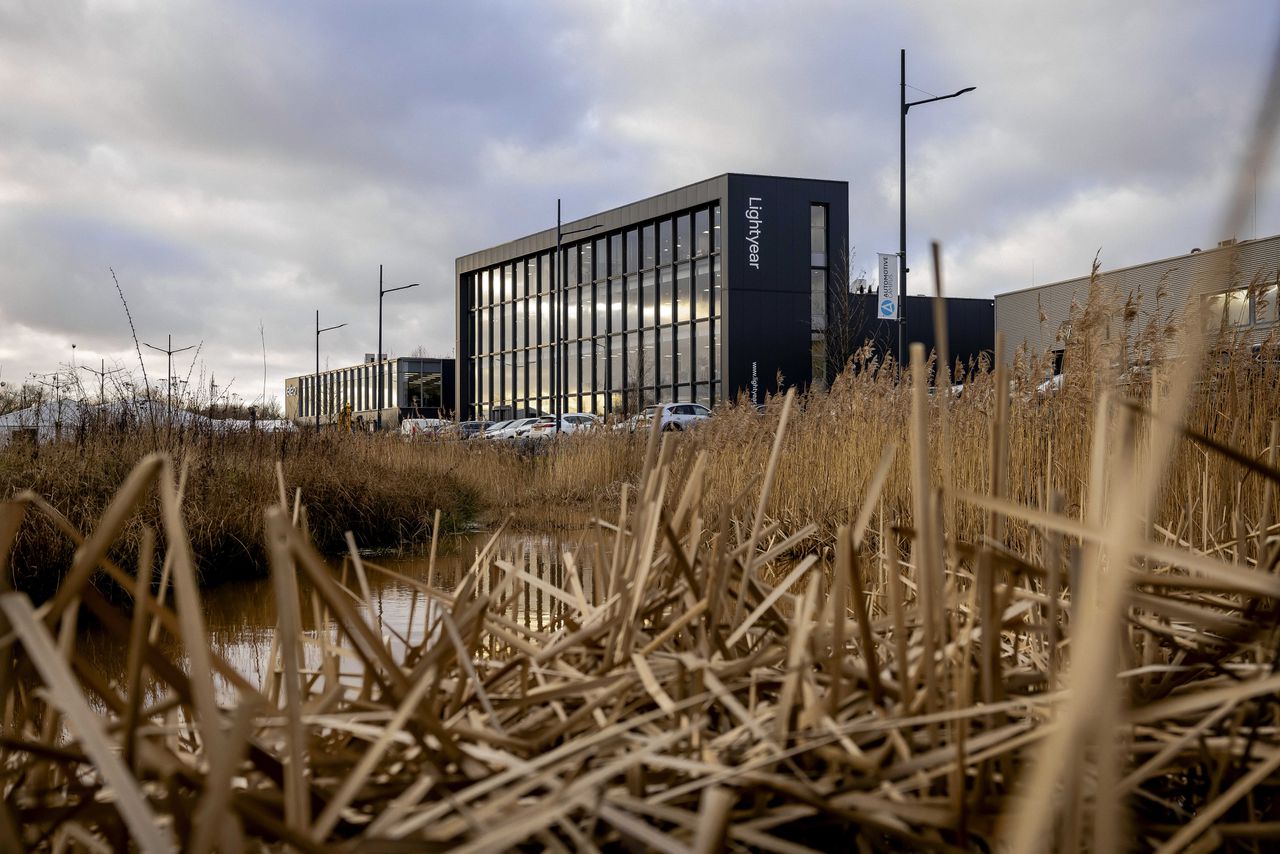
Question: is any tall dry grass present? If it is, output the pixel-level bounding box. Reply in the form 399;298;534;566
420;282;1280;571
0;428;479;600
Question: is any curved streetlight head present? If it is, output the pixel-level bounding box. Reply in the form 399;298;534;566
956;86;977;96
383;282;421;296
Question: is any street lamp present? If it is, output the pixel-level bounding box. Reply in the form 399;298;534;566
376;265;421;431
80;360;124;404
143;334;195;424
553;199;603;435
898;48;975;371
315;310;347;435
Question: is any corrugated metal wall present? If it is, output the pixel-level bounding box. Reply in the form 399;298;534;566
995;234;1280;363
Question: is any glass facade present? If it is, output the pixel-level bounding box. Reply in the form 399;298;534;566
465;202;723;419
294;358;446;422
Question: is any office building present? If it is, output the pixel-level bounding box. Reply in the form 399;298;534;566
285;355;455;428
454;174;850;420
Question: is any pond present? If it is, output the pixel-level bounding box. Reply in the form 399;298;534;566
72;528;604;705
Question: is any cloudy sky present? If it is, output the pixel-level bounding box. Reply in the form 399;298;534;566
2;0;1277;407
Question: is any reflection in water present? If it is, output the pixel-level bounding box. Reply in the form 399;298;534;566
73;529;596;705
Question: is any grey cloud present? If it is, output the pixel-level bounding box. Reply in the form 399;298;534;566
1;0;1276;401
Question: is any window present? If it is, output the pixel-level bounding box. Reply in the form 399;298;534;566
1204;288;1250;328
676;262;692;323
659;325;673;387
695;208;710;257
695;258;710;319
676;213;691;262
677;324;692;385
596;282;608;335
540;293;551;345
810;204;827;267
659;219;673;265
577;242;590;285
642;224;655;269
625;275;641;332
712;257;721;317
625;228;639;274
610;232;623;277
595;237;607;281
811;270;827;332
695;320;711;383
659;268;674;324
1258;283;1278;324
712;205;721;253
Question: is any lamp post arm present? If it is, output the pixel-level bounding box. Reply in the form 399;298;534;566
382;283;421;296
904;86;977;114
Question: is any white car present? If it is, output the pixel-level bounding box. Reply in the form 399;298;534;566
481;419;515;439
640;403;712;432
489;417;541;440
525;413;601;438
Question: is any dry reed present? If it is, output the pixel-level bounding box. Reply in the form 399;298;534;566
2;329;1280;849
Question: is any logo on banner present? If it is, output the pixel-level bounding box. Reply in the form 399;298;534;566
877;253;899;320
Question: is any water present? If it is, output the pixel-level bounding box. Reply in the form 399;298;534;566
72;528;601;704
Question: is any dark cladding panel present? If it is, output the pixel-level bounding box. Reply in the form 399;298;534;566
841;294;995;375
723;174;849;402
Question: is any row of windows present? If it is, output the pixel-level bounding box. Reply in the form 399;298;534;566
470;320;721;416
296;364;443;417
1203;284;1278;329
471;258;721;357
471;205;721;308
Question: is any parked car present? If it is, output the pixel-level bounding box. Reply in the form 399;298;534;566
482;419;514;438
489;417;542;440
525;413;601;438
456;419;491;439
639;403;713;432
614;413;645;433
400;418;450;439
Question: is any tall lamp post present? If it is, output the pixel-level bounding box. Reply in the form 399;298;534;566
377;265;421;431
143;334;195;423
80;359;123;404
552;199;602;435
316;310;346;434
899;48;975;370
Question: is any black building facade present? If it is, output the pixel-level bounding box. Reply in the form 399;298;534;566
455;174;849;420
828;294;996;377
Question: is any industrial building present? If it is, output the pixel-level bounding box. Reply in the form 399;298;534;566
828;292;995;376
995;234;1280;365
454;174;850;421
285;355;455;428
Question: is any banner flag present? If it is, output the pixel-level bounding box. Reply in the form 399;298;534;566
877;253;899;320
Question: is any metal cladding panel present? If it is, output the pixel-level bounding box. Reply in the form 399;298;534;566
995;234;1280;363
722;174;849;402
454;175;729;274
845;295;994;372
